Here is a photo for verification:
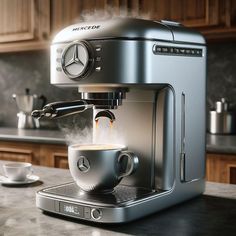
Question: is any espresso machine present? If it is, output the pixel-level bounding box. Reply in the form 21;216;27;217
34;18;206;223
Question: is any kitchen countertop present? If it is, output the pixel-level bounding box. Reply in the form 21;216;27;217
0;161;235;236
0;127;66;145
207;133;236;154
1;127;236;154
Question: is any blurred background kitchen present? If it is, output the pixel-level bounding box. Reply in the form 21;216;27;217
0;0;235;183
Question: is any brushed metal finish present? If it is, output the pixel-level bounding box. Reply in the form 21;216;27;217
155;87;174;190
208;98;236;134
17;112;40;129
52;18;205;44
208;111;236;134
13;91;45;129
36;178;205;223
32;100;93;119
37;18;207;223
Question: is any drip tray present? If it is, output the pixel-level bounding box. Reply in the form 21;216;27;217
41;182;156;207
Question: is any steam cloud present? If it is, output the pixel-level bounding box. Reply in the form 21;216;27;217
58;109;124;146
57;110;93;146
75;5;151;23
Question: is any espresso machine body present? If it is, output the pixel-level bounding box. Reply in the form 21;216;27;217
36;18;206;223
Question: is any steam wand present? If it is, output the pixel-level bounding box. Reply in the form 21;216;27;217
31;100;93;119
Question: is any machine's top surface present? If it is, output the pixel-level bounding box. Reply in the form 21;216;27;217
52;18;205;45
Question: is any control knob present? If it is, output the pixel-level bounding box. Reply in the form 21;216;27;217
91;208;102;220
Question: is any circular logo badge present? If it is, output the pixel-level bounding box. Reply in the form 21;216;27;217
77;156;90;172
62;42;89;79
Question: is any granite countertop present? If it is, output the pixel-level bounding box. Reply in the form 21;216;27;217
0;161;236;236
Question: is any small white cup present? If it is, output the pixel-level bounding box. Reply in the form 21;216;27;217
3;162;33;181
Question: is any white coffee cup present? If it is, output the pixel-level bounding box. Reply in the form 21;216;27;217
68;144;139;193
3;162;33;181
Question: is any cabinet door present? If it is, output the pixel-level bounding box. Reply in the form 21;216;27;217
0;147;33;163
206;153;236;184
0;0;50;52
39;143;68;169
0;141;41;164
52;153;69;169
228;164;236;184
156;0;219;27
0;0;36;43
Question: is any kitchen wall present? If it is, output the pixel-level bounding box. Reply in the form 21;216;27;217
0;42;235;127
207;43;236;108
0;50;79;127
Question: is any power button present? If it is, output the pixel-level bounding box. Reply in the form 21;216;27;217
91;208;102;220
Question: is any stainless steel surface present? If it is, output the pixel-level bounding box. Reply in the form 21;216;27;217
95;110;116;122
36;179;204;223
68;144;139;192
208;98;236;134
155;87;174;190
32;100;93;119
38;182;154;207
52;18;205;45
17;112;40;129
37;18;206;223
80;88;127;109
13;88;45;129
216;98;228;113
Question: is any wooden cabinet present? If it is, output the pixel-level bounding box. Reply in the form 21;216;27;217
206;153;236;184
50;0;236;42
0;0;235;52
0;0;50;52
0;141;68;169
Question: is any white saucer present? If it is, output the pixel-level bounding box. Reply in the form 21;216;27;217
0;175;40;185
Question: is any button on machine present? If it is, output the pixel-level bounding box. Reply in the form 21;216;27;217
91;208;102;220
153;45;202;57
84;207;91;219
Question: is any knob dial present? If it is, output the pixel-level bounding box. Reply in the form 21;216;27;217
61;42;91;79
91;208;102;220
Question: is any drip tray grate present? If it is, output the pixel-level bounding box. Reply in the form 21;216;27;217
42;182;155;207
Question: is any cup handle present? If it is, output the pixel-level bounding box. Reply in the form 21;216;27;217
117;151;139;178
27;169;34;178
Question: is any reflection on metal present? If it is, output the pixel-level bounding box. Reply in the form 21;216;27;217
95;110;116;123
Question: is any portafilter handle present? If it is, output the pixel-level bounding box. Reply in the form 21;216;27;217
31;100;93;119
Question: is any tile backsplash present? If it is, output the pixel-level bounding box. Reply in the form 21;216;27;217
0;42;235;127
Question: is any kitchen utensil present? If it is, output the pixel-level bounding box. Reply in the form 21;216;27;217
13;88;46;129
208;98;236;134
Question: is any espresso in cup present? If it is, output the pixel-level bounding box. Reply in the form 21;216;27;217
3;162;33;181
68;144;139;193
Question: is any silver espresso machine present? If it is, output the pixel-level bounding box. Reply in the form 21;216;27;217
35;18;206;223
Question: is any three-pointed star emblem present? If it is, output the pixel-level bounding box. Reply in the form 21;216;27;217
78;156;90;172
65;45;85;68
